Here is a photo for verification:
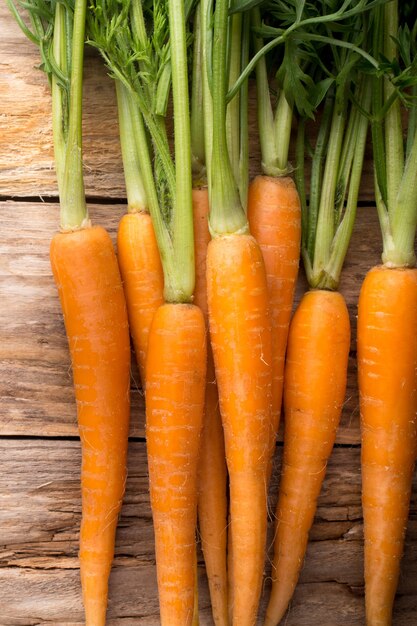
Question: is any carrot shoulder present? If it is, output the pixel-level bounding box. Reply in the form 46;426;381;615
50;225;131;625
146;303;206;625
358;266;417;625
264;289;350;626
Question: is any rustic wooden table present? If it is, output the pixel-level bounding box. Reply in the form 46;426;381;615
1;5;416;625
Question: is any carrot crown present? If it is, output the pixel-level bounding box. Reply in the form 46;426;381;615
89;0;195;303
371;1;417;268
8;0;89;230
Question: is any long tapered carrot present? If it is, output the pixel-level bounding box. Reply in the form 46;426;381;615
207;233;272;625
248;175;301;458
50;226;131;625
264;289;350;626
358;266;417;626
193;188;229;626
117;212;164;383
357;5;417;622
146;303;206;625
264;8;372;622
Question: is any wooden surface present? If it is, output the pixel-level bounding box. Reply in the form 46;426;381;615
1;3;416;625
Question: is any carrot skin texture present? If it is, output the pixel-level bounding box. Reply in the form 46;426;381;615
248;175;301;467
264;290;350;626
117;212;164;384
193;188;229;626
146;303;207;626
207;234;273;626
50;226;131;626
358;266;417;626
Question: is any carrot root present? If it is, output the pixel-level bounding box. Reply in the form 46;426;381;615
265;290;350;626
207;233;272;626
358;266;417;626
146;303;207;626
50;226;131;626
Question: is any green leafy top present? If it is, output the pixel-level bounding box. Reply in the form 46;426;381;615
8;0;88;229
89;0;195;302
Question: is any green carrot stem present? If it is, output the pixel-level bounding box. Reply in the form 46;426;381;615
311;90;347;279
274;90;293;174
51;3;68;198
201;0;214;197
324;79;371;289
252;7;278;178
60;0;88;230
191;3;206;181
295;117;308;248
226;12;242;189
238;11;250;212
406;85;417;160
209;0;247;236
383;0;404;218
168;0;195;301
307;94;334;261
115;80;147;213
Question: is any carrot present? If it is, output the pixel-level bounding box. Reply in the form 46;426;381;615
248;175;301;462
207;233;272;625
358;266;417;625
193;188;229;626
50;226;130;625
8;0;132;622
90;1;207;621
264;289;350;626
357;4;417;622
146;302;206;625
117;211;164;384
204;2;272;623
262;6;373;622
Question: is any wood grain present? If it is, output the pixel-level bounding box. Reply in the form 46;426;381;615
1;200;382;440
1;441;416;625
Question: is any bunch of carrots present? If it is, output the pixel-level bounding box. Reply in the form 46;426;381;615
9;0;417;624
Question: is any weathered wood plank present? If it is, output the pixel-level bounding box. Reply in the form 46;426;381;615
0;441;416;624
0;3;377;201
0;201;383;440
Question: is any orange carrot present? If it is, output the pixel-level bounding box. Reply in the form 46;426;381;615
264;289;350;626
146;303;206;625
117;212;164;384
207;233;272;626
50;226;131;625
358;266;417;625
248;175;301;464
193;188;229;626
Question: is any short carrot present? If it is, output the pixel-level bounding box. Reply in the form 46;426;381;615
358;4;417;622
205;2;272;624
263;6;373;622
146;302;206;625
9;1;132;622
264;290;350;626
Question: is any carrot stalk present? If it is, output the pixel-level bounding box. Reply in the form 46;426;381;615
264;5;373;622
358;4;417;622
206;1;272;623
